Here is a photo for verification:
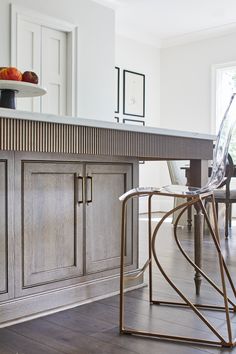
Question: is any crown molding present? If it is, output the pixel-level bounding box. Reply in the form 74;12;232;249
94;0;236;49
161;22;236;48
116;22;236;49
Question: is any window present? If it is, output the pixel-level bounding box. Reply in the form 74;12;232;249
214;63;236;161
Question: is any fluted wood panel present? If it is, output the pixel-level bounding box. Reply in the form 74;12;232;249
0;117;212;159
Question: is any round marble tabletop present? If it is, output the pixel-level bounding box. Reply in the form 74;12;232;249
0;80;47;97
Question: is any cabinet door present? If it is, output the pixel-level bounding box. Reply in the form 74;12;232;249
0;155;14;301
19;162;84;290
85;164;133;274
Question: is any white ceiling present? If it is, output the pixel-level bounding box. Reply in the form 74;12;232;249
93;0;236;47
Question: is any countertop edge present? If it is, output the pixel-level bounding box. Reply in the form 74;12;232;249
0;108;216;141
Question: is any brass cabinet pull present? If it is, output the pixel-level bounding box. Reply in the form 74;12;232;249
86;176;93;204
76;175;84;204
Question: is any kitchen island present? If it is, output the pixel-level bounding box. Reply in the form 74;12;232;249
0;108;214;326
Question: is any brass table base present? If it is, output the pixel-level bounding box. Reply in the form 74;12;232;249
120;192;236;348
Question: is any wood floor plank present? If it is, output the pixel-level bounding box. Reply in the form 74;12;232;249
43;307;116;335
0;328;63;354
9;318;139;354
91;326;212;354
0;216;236;354
72;301;119;325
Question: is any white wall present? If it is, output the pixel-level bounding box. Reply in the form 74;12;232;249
0;0;115;122
160;32;236;134
115;36;160;128
159;32;236;210
115;35;164;212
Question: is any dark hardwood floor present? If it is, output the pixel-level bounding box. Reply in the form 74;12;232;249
1;215;236;354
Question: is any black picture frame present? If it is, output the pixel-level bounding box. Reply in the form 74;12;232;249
123;70;145;117
123;118;145;163
114;116;119;123
122;118;145;126
115;67;120;113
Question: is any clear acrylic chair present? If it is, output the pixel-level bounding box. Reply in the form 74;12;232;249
119;94;236;347
212;153;236;238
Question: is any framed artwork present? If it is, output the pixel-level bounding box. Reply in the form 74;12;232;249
115;67;120;113
123;118;145;163
123;70;145;117
123;118;145;126
114;116;119;123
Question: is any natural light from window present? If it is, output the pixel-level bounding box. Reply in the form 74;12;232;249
215;65;236;162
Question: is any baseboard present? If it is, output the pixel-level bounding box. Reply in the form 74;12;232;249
0;271;144;327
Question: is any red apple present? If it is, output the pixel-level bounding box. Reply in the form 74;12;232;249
0;67;22;81
22;71;38;84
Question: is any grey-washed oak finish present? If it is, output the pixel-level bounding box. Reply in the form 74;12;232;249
0;151;139;325
0;116;212;160
22;162;84;288
86;163;133;274
0;152;14;302
0;114;214;325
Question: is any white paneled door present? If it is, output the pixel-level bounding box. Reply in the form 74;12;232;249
14;15;68;115
16;18;41;112
41;28;67;115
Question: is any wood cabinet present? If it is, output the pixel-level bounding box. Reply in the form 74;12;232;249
0;151;139;324
0;104;213;325
13;153;138;299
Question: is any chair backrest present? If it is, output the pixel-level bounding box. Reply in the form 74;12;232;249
201;93;236;193
167;161;187;185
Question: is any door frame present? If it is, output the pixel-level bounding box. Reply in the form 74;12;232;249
10;4;79;116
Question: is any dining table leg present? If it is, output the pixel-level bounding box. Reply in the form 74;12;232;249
194;205;204;295
190;159;208;295
187;203;192;231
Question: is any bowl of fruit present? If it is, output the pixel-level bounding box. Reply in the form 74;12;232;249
0;67;46;109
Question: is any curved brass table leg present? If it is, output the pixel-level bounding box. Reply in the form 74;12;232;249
205;195;233;344
199;196;236;345
120;193;155;332
151;203;226;345
119;192;236;347
172;202;235;308
199;197;236;300
119;197;127;334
